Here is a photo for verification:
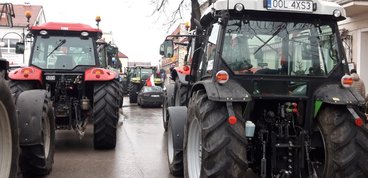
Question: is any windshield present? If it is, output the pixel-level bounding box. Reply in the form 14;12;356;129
222;19;339;76
31;36;96;69
141;68;153;79
143;86;163;93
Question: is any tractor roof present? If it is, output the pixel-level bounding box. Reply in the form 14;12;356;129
203;0;345;18
31;22;102;33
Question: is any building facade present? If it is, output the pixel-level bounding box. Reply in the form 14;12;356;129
330;0;368;95
161;23;190;75
0;3;46;66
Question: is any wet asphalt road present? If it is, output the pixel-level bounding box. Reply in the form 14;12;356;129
30;97;176;178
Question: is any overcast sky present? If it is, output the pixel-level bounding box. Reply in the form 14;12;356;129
11;0;192;66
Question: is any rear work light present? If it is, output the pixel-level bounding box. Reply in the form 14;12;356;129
216;70;229;84
183;65;190;71
92;69;104;78
341;74;353;88
40;30;48;35
21;67;34;78
81;32;89;37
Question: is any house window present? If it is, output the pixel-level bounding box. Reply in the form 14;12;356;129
1;38;21;54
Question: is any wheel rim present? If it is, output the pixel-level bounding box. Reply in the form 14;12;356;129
42;111;51;158
310;126;326;177
187;118;201;178
167;122;174;164
0;101;12;178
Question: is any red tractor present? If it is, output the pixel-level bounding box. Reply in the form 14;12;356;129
9;22;119;156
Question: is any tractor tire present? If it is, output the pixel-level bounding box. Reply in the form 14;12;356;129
128;83;139;103
19;98;55;176
315;105;368;178
119;82;124;106
0;78;19;178
9;81;35;102
174;77;188;106
93;82;118;149
183;90;248;177
167;118;184;176
113;80;123;108
163;84;175;132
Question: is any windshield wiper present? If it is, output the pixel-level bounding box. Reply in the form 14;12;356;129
47;39;66;57
253;23;286;55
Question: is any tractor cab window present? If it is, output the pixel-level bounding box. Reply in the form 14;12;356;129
198;23;219;78
30;36;96;69
97;43;107;67
221;19;339;76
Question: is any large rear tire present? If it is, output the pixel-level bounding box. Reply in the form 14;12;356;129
113;80;123;108
128;83;139;103
174;78;188;106
183;90;248;177
0;78;19;178
19;98;55;176
315;105;368;178
167;118;184;176
93;82;118;149
9;81;35;102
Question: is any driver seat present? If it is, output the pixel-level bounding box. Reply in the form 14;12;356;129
55;55;74;69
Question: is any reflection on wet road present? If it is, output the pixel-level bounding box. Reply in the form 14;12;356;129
34;97;176;178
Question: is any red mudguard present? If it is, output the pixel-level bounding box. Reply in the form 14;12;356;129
84;67;116;81
9;66;43;84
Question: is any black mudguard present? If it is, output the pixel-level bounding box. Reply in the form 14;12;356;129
167;106;187;150
192;79;251;102
16;89;48;146
314;84;365;105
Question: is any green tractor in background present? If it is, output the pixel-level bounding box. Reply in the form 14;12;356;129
127;66;163;103
96;40;124;107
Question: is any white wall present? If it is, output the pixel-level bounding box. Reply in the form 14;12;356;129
358;30;368;96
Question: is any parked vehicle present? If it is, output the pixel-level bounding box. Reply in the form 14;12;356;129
127;66;163;103
160;0;368;177
9;21;119;151
137;86;163;107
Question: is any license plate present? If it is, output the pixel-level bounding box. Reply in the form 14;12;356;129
267;0;313;12
151;95;160;97
46;75;55;80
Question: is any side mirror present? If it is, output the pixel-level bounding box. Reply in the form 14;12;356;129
160;40;174;58
159;44;165;55
15;42;25;54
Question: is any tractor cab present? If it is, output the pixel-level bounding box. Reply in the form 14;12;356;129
162;0;350;99
17;22;102;72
